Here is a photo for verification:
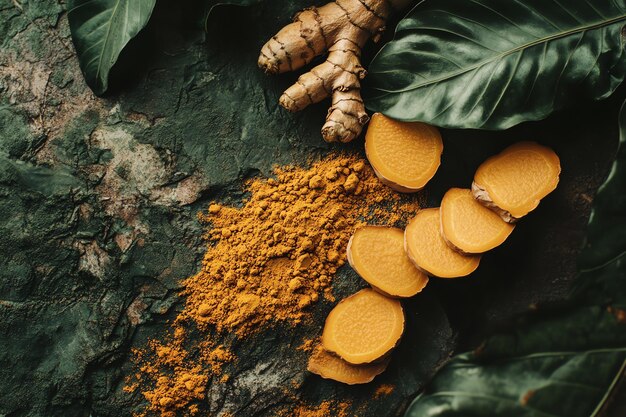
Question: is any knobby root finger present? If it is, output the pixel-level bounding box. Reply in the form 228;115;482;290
322;89;369;143
279;68;333;112
258;7;329;74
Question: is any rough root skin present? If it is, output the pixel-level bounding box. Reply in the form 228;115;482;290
259;0;400;142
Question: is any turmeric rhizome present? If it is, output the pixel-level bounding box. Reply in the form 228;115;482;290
404;208;481;278
307;344;391;385
347;226;428;297
365;113;443;193
322;288;404;364
473;141;561;222
440;188;515;254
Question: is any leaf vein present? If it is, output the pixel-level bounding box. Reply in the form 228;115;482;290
67;0;100;15
481;50;523;127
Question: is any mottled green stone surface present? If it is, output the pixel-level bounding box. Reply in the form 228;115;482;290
0;1;623;416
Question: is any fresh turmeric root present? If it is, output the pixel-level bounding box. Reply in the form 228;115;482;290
473;142;561;222
365;113;443;192
307;344;390;384
322;288;404;364
404;208;481;278
347;226;428;297
440;188;515;254
258;0;412;143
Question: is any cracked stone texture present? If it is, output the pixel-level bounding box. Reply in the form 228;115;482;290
0;1;623;417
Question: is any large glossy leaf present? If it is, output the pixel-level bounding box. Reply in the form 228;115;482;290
67;0;157;95
406;350;626;417
404;101;626;417
364;0;626;129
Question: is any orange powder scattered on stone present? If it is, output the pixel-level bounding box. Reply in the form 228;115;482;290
180;154;420;336
297;338;316;352
374;384;395;398
128;154;420;416
126;331;235;417
285;400;351;417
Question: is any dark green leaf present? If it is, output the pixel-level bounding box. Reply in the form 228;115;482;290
579;101;626;270
404;100;626;417
406;350;626;417
67;0;157;95
365;0;626;129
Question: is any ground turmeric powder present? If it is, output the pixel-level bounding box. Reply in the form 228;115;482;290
284;400;351;417
127;153;420;416
374;384;395;398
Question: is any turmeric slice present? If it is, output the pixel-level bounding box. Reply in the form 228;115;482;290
347;226;428;297
473;142;561;222
307;344;390;385
404;208;481;278
365;113;443;193
440;188;515;254
322;288;404;364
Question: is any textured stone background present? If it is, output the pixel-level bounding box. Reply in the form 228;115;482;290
0;1;623;416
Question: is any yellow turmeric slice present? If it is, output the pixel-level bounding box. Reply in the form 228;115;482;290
473;142;561;222
321;288;404;364
347;226;428;297
440;188;515;254
404;208;481;278
365;113;443;193
307;344;390;385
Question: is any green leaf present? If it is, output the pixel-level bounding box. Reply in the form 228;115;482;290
67;0;157;95
579;101;626;270
404;100;626;417
364;0;626;129
406;350;626;417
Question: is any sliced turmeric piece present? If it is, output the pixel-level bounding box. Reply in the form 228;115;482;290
307;344;390;385
322;288;404;364
473;142;561;222
440;188;515;254
347;226;428;297
404;208;480;278
365;113;443;193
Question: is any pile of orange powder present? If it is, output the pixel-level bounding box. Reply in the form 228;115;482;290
126;154;420;417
